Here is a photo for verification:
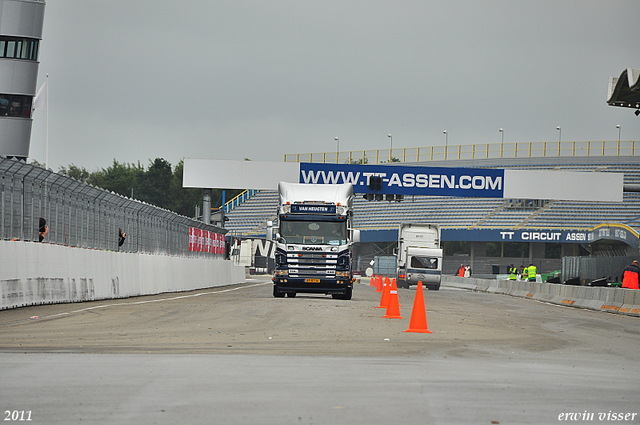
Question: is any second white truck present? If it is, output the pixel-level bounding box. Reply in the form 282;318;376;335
394;223;442;290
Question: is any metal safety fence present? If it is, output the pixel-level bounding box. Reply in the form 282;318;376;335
0;157;225;257
562;254;635;284
285;140;639;164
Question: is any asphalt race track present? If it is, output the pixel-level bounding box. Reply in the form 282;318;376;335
1;278;639;425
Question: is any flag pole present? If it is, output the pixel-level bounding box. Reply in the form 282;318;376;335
45;73;49;169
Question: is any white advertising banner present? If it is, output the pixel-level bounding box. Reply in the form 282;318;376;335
502;169;623;202
183;159;624;202
183;158;300;190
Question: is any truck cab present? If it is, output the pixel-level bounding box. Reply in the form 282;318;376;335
271;182;359;300
395;223;442;290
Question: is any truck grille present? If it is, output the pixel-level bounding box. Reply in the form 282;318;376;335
287;252;339;278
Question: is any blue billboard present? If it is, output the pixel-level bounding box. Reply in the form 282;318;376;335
443;225;638;248
299;162;504;198
360;225;638;249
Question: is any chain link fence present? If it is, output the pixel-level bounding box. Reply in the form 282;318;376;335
1;157;225;257
562;254;636;284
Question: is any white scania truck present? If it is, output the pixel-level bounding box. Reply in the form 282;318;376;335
270;182;360;300
395;223;442;290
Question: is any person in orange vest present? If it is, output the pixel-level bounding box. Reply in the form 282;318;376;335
458;264;465;277
621;260;640;290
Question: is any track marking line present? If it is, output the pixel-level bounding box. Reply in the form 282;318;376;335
6;282;270;324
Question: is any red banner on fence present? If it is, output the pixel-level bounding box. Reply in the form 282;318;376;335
189;228;224;254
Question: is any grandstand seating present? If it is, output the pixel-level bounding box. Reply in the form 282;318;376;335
224;156;640;236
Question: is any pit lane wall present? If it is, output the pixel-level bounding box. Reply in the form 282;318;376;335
0;240;246;310
442;275;640;317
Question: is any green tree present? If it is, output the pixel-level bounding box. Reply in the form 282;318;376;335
59;164;91;183
57;158;246;218
87;159;144;199
170;160;203;217
139;158;173;209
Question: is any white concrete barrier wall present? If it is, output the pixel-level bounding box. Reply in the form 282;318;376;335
0;241;246;310
442;275;640;317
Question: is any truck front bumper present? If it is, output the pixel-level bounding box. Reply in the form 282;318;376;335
273;277;353;295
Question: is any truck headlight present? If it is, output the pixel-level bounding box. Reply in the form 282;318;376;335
336;271;349;277
275;270;289;277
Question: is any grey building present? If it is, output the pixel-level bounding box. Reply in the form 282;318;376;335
0;0;45;159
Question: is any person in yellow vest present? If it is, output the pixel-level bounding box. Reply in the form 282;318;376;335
527;263;537;282
521;265;528;281
508;264;517;280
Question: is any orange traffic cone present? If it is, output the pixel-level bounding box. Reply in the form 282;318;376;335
404;281;432;333
383;279;403;319
393;278;403;306
376;275;384;293
377;277;390;308
371;275;378;287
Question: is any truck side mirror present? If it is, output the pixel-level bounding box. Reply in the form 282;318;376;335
266;221;273;241
393;248;398;256
351;229;360;243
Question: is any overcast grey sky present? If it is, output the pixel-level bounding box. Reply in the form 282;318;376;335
29;0;640;172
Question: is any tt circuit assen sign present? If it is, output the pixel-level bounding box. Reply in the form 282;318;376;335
443;224;639;248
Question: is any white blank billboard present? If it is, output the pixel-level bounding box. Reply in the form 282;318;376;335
503;169;623;202
183;159;300;190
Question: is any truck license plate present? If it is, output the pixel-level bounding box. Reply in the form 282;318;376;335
305;278;320;283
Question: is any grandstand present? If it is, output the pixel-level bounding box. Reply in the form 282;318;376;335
225;155;640;234
223;153;640;277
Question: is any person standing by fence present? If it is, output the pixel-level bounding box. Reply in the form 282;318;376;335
118;228;126;251
621;260;640;290
38;218;49;242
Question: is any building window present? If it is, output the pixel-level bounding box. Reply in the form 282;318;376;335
0;94;32;118
0;37;39;61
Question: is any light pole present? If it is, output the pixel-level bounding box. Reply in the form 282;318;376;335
334;136;339;152
443;130;448;160
616;125;621;142
556;126;561;143
499;128;504;144
388;134;392;160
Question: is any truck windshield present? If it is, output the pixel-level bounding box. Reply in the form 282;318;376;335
410;256;438;269
280;220;347;245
